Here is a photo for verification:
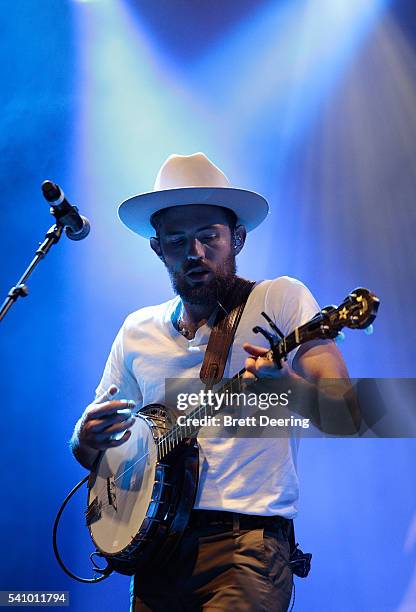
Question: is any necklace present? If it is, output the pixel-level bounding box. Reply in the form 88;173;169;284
174;303;195;339
177;317;194;339
174;303;218;340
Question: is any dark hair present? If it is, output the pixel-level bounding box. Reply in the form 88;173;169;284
150;205;238;236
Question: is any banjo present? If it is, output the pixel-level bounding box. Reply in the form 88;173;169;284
86;287;379;576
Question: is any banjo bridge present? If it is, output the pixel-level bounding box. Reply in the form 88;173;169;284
107;477;117;511
86;496;102;527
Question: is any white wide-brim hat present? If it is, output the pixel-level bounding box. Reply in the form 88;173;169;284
118;152;269;238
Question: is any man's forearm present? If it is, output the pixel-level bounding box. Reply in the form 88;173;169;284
253;375;360;435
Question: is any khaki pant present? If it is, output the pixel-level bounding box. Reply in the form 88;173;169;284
131;513;293;612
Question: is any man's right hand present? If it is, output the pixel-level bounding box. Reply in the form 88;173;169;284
71;384;136;469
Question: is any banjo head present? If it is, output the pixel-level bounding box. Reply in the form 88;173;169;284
88;414;158;555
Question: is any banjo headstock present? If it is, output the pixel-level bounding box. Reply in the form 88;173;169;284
320;287;380;335
253;287;380;365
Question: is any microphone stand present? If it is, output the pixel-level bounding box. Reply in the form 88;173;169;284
0;221;64;323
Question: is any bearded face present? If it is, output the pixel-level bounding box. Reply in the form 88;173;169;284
150;204;244;308
166;249;236;305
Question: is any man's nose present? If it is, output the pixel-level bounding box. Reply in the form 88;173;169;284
187;237;205;260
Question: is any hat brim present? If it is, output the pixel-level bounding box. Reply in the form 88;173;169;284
118;187;269;238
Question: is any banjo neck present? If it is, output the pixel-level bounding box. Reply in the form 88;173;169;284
156;286;380;460
156;325;305;460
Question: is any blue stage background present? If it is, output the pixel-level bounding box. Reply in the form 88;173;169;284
1;1;415;610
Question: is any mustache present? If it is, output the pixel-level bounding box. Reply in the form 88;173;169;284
182;260;211;274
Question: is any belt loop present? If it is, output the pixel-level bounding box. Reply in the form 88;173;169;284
232;512;240;536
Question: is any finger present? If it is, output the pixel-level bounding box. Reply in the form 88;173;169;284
244;355;270;372
87;411;135;432
93;430;132;451
87;399;136;420
242;370;257;381
93;417;136;442
240;371;257;390
244;360;258;376
107;430;132;448
243;342;271;358
245;356;278;379
95;384;119;404
245;355;257;368
255;357;275;370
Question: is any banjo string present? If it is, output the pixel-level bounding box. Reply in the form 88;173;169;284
92;422;193;502
92;448;151;502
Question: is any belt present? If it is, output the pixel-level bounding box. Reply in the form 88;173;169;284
188;509;290;533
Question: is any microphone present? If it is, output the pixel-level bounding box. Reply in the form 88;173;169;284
41;180;90;241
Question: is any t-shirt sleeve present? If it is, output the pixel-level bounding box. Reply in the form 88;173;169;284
94;320;143;405
265;277;321;367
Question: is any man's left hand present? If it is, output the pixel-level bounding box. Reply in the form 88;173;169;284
242;342;299;382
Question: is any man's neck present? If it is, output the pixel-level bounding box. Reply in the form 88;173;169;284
181;301;217;329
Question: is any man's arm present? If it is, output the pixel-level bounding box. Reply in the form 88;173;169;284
243;339;360;433
295;339;361;431
292;338;349;380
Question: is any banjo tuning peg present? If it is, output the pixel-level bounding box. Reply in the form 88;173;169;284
335;331;346;344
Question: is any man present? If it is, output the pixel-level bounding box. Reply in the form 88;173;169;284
71;153;349;611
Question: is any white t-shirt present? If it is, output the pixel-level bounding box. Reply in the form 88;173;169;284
95;276;319;518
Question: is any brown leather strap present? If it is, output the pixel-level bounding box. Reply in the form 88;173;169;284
200;277;255;386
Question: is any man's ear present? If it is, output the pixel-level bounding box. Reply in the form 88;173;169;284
150;237;165;262
233;225;247;256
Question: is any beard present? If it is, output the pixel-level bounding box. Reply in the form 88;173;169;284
167;251;237;306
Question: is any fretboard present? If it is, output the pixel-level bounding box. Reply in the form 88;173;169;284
155;315;320;459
